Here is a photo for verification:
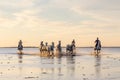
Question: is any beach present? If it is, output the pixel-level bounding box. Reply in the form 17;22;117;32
0;47;120;80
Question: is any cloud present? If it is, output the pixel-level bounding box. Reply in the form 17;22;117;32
0;0;120;46
0;0;35;8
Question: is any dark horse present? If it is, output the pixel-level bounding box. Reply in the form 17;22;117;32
18;40;23;54
66;44;76;55
94;38;101;55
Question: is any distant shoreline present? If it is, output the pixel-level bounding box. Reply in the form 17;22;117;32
0;46;120;48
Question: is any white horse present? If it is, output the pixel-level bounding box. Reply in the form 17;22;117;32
40;45;48;53
94;41;101;54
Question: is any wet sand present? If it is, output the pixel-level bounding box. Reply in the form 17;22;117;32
0;48;120;80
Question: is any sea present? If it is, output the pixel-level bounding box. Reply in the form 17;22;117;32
0;47;120;80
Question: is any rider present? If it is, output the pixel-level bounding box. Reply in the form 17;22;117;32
40;41;44;51
94;37;101;50
51;42;54;51
72;39;75;47
57;41;62;52
45;42;48;46
19;40;22;45
51;42;55;55
71;39;76;53
45;42;48;50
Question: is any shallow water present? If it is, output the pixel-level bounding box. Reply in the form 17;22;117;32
0;48;120;80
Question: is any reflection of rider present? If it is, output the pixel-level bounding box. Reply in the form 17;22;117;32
18;54;23;63
94;37;101;50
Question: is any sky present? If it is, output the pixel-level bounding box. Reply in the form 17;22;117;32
0;0;120;47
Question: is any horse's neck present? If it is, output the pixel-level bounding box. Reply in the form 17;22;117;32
19;44;22;46
43;45;48;49
51;45;54;47
57;44;61;48
71;44;75;47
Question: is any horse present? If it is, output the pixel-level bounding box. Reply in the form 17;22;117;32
48;42;55;55
18;44;23;54
66;44;76;55
40;45;48;54
94;41;101;55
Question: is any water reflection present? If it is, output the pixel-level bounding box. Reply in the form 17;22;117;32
39;56;76;80
94;54;101;79
18;53;23;63
18;53;23;77
66;56;75;77
56;58;62;80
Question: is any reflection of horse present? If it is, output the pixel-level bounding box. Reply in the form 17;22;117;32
94;42;101;54
66;44;76;55
94;54;101;78
18;53;23;63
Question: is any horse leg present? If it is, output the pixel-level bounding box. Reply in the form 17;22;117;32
47;51;50;56
40;49;42;54
96;50;99;55
19;50;22;54
52;51;54;56
71;49;73;54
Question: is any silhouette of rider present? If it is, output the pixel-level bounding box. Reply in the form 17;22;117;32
72;39;75;47
40;41;44;50
57;41;62;52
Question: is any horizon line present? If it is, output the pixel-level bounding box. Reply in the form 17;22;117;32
0;46;120;48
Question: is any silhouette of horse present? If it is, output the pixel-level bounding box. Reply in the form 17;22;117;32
66;44;76;55
18;44;23;54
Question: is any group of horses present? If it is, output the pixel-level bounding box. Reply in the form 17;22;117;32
39;41;76;56
39;42;55;55
17;40;101;56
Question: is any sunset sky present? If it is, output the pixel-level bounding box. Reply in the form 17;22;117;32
0;0;120;47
